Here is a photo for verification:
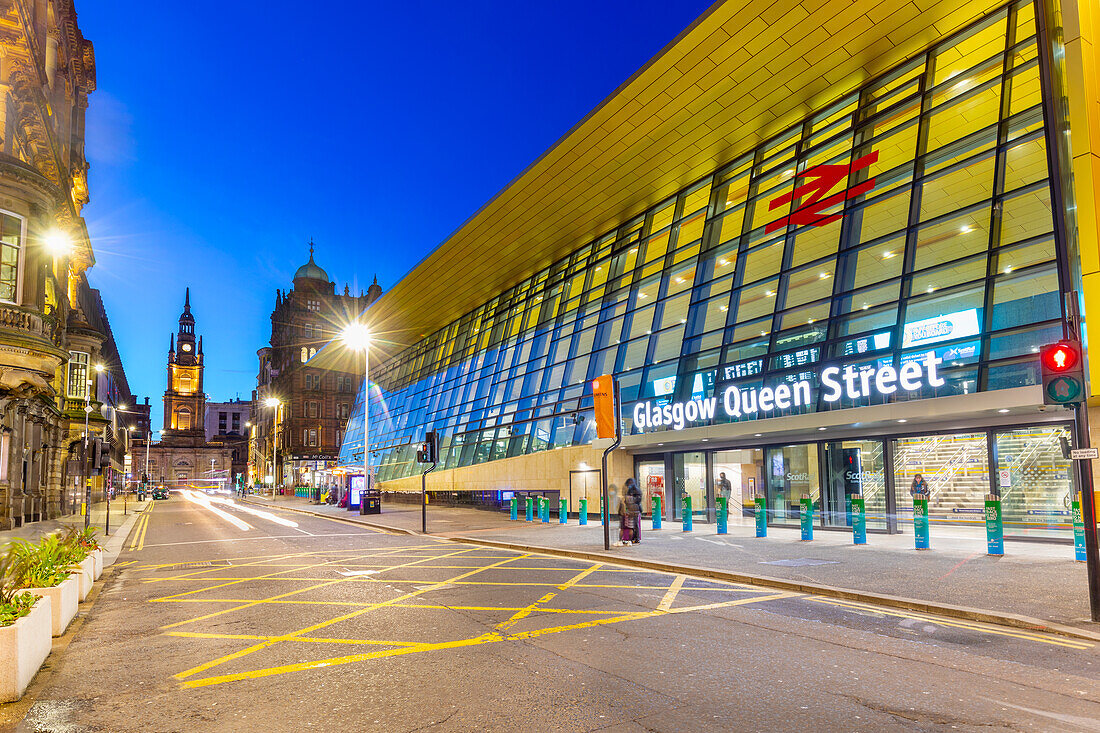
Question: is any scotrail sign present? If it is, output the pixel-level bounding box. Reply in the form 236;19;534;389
633;352;946;431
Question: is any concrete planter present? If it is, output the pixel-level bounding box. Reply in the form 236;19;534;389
25;576;79;637
0;595;52;702
70;566;88;603
78;556;94;595
91;549;103;580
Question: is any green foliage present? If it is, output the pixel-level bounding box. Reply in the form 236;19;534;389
0;591;37;627
64;526;100;553
9;534;82;589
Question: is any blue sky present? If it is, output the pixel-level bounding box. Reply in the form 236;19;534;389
80;0;713;427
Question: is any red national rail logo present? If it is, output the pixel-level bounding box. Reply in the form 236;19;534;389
765;150;879;234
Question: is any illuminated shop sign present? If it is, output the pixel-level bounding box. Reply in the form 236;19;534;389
902;309;980;349
766;150;879;234
633;351;946;431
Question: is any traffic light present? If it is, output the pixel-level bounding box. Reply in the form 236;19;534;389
416;430;439;464
1040;340;1086;405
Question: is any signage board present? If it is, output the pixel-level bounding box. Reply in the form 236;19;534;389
997;469;1011;487
901;309;980;349
1070;448;1098;460
633;351;946;432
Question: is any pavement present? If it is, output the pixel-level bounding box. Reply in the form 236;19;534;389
4;492;1099;732
0;498;150;550
243;495;1100;638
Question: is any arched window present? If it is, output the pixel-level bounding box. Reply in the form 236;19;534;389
301;347;308;363
177;408;191;431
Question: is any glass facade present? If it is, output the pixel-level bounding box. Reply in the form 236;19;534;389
340;1;1066;502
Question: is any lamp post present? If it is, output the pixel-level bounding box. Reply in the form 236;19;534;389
83;362;104;529
340;322;371;511
264;397;281;499
125;425;134;516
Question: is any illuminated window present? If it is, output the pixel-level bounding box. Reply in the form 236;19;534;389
177;408;191;431
0;213;23;303
67;351;89;399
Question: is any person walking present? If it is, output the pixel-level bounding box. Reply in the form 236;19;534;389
625;477;643;544
716;471;732;510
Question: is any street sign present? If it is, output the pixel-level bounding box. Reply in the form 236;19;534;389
1070;448;1099;460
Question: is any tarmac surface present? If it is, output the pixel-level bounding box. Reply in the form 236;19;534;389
4;493;1100;732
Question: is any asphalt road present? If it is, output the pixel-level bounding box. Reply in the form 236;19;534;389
8;493;1100;732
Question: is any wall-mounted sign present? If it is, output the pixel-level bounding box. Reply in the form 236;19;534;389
766;150;879;234
902;309;980;349
633;351;946;431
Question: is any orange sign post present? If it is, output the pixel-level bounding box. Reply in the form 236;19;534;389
591;374;621;550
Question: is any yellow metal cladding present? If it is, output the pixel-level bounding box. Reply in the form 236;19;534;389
368;0;1007;348
1060;0;1100;393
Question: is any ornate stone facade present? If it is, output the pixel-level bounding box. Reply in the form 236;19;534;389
0;0;121;528
253;244;381;490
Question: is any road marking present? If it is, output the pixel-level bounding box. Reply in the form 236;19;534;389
809;597;1094;650
128;511;151;552
657;575;687;611
495;592;558;632
171;547;493;680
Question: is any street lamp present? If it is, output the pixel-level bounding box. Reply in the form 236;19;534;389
44;228;71;257
341;322;371;512
264;397;281;499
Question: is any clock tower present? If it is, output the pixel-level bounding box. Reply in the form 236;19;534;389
162;288;206;445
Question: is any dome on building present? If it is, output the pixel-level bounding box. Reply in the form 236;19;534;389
293;241;329;283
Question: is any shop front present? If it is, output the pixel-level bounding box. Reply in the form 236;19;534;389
631;419;1075;540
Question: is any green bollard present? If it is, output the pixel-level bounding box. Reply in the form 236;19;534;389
579;498;588;526
510;496;517;521
652;495;662;530
525;496;533;522
560;498;567;524
754;495;766;537
682;495;692;531
850;494;866;545
985;494;1004;556
799;494;813;541
541;497;550;523
717;496;727;534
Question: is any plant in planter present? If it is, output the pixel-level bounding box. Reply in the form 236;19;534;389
63;527;102;580
0;547;51;702
9;537;81;636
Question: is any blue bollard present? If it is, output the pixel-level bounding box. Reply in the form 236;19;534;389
541;497;549;523
579;498;588;526
913;497;930;550
682;495;692;532
510;496;517;521
559;498;567;524
525;497;533;522
800;495;813;541
717;496;727;534
985;495;1004;556
754;496;767;537
851;495;866;545
652;495;662;530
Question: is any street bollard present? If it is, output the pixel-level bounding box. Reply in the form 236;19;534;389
601;496;605;525
985;494;1004;556
652;495;662;530
850;494;866;545
579;498;588;526
525;496;533;522
717;496;727;534
560;498;567;524
510;496;517;521
913;497;930;550
755;495;767;537
799;494;813;541
682;495;692;532
1072;492;1087;562
541;497;549;523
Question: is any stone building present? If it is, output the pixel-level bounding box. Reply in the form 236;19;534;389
0;0;127;527
147;291;232;490
253;244;381;491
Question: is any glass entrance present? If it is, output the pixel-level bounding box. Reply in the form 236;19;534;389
994;425;1074;539
672;452;707;521
712;448;764;518
893;432;988;528
765;444;820;526
823;440;887;529
636;459;666;519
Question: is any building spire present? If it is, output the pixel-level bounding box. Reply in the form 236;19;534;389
184;286;190;311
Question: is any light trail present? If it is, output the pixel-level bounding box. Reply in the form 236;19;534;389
182;490;252;531
207;497;300;528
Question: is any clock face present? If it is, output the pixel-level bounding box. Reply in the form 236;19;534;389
182;343;192;352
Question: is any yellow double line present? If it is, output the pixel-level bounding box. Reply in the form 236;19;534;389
129;511;152;552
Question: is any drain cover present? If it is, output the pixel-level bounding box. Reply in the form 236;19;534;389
155;560;231;571
760;558;839;567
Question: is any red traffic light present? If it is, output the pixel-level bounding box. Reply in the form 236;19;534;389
1041;342;1079;372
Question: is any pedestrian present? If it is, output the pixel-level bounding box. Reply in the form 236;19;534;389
614;485;631;546
625;477;642;544
909;473;929;499
716;471;732;507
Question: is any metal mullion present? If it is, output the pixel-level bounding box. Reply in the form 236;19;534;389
979;7;1020;390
